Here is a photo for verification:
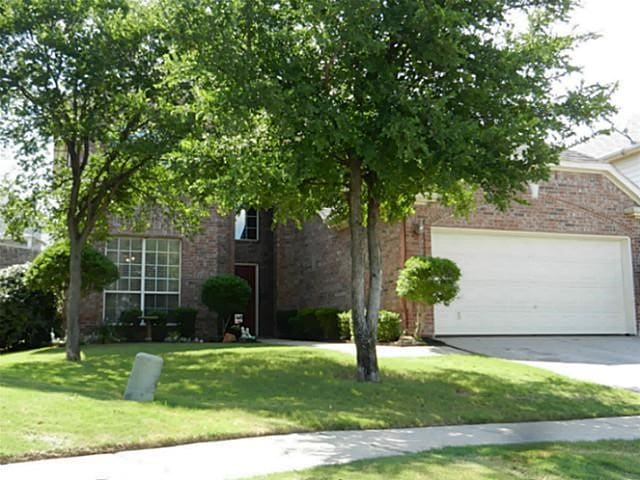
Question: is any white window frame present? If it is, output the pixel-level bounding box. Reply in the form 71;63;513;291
235;208;259;241
103;237;182;322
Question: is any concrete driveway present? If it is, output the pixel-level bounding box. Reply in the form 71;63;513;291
443;336;640;392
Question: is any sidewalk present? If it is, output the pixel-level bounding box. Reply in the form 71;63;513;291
3;416;640;480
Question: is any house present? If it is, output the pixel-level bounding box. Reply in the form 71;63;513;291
80;149;640;338
0;225;46;269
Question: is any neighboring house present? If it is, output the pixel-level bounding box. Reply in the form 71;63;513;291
80;149;640;339
0;226;46;269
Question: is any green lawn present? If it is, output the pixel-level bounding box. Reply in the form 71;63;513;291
254;440;640;480
1;343;640;462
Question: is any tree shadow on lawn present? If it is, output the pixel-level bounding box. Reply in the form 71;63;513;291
1;343;639;430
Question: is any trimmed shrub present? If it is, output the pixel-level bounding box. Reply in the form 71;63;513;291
26;241;119;299
201;274;251;336
315;307;340;340
170;307;197;339
338;310;352;340
337;310;402;343
276;309;297;338
396;256;461;306
377;310;402;343
119;308;143;325
396;256;461;337
114;308;144;342
282;307;341;341
0;264;58;351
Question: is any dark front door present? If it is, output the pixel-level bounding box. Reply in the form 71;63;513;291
234;264;257;335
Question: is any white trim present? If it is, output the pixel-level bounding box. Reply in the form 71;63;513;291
102;237;182;323
553;160;640;205
600;144;640;164
235;263;260;337
431;226;637;336
431;225;635;243
234;209;260;242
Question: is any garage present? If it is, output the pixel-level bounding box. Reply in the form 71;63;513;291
431;227;637;335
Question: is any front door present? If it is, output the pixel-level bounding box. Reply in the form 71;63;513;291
234;264;258;336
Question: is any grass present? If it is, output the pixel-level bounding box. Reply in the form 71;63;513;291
1;343;640;462
253;440;640;480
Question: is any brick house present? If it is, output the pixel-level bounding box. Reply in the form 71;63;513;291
80;149;640;338
0;227;46;269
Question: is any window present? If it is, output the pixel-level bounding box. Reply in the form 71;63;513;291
235;208;259;240
103;237;181;323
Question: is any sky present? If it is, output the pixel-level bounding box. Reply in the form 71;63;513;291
0;0;638;176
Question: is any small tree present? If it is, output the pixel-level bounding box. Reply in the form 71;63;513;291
396;256;461;339
0;0;206;361
201;274;251;337
26;241;119;313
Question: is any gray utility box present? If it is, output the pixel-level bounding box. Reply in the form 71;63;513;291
123;352;164;402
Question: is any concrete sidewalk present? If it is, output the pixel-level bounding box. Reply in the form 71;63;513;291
3;416;640;480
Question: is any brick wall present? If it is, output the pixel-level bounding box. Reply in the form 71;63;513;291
0;244;38;269
79;209;235;339
275;215;402;316
277;170;640;337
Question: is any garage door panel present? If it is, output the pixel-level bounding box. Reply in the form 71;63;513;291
457;261;621;285
458;283;624;310
435;308;631;335
432;228;636;335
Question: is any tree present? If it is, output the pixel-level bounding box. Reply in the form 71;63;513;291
396;256;461;339
0;0;206;360
169;0;614;380
26;241;119;308
201;274;252;336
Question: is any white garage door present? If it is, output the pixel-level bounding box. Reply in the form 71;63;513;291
432;227;637;335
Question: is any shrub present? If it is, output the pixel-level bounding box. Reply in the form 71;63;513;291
338;310;352;340
377;310;402;342
119;308;143;325
26;241;119;299
289;308;321;339
201;274;251;336
276;309;297;338
170;307;197;339
396;256;461;338
282;307;342;341
396;256;461;306
0;264;58;351
315;307;340;340
92;324;122;344
338;310;402;343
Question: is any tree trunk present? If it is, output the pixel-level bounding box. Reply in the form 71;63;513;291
364;190;381;381
348;159;379;382
66;235;83;361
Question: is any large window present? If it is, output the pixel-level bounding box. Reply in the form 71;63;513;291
235;208;259;240
104;237;181;323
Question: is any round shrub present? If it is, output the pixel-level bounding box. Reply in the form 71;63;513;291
201;274;251;335
0;264;58;351
396;256;461;306
26;241;119;298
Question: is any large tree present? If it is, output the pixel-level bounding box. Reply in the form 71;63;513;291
0;0;205;360
173;0;613;381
